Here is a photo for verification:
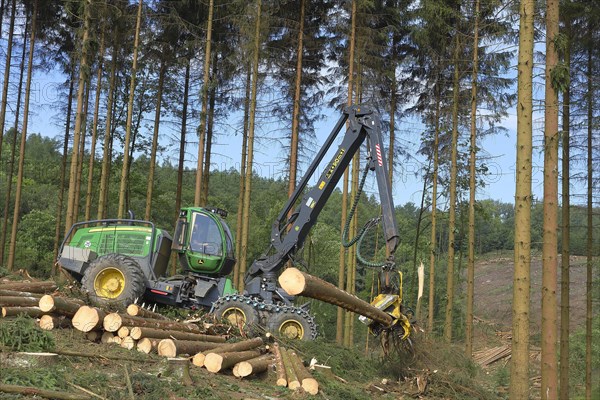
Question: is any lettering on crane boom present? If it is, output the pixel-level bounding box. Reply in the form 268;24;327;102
325;148;346;179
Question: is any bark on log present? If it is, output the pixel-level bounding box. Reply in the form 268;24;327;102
272;343;287;387
102;312;204;334
279;268;393;326
190;337;264;367
204;350;262;373
0;290;44;298
235;354;274;378
126;304;168;320
129;326;226;342
120;336;135;350
85;331;101;342
0;383;88;400
0;281;57;293
0;296;41;307
281;347;300;390
38;295;84;316
72;306;106;332
157;338;222;357
1;306;44;318
39;315;71;330
289;350;319;395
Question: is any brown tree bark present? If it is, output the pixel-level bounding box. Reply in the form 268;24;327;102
117;0;143;218
281;347;300;390
0;296;40;307
194;0;214;207
465;0;480;357
73;81;91;222
126;304;168;320
559;18;571;398
0;18;26;267
129;326;226;342
157;338;222;357
0;0;16;160
39;315;71;330
510;0;534;396
428;79;441;333
204;350;262;373
290;350;318;395
0;280;56;292
272;343;287;386
541;0;560;397
2;306;44;317
97;31;119;220
444;34;461;343
6;0;37;271
279;268;393;326
585;21;593;399
235;354;274;378
145;59;166;220
102;312;206;334
238;0;262;292
0;384;88;400
64;0;91;234
84;30;105;221
38;295;85;316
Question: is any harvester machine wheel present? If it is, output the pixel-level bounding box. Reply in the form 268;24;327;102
81;254;146;307
267;306;317;341
213;295;260;335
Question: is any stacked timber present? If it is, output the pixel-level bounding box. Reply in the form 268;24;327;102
472;345;511;366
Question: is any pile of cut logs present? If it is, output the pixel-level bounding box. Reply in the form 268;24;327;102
0;279;319;394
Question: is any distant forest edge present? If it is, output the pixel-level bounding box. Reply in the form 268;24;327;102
1;132;598;277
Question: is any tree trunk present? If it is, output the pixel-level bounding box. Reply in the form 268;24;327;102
39;315;71;330
0;280;56;292
279;268;393;326
145;59;166;221
0;19;27;266
204;350;262;373
281;347;300;390
72;306;107;332
428;78;441;333
73;81;91;222
465;0;480;357
97;32;119;220
0;296;40;307
510;0;534;396
126;304;168;320
238;0;262;292
174;60;190;216
64;0;91;234
444;34;461;343
129;326;226;342
38;295;85;317
6;0;37;271
0;0;16;160
157;338;222;357
288;0;305;197
235;354;274;378
541;0;559;397
0;384;88;400
102;312;206;334
289;350;318;394
585;21;593;400
117;0;143;219
559;18;571;398
194;0;214;207
2;306;44;318
272;343;287;386
200;63;217;206
84;31;105;221
233;66;250;288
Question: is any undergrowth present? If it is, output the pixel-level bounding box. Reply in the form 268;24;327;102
0;315;55;352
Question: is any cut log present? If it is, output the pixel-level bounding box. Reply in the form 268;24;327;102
204;350;262;373
157;339;222;357
279;268;393;326
190;337;264;367
85;331;101;342
12;352;59;367
102;313;204;334
272;343;287;387
38;295;84;316
109;337;122;345
235;354;274;378
0;296;41;307
232;364;241;378
101;332;115;344
280;347;300;390
117;326;130;338
72;306;106;332
129;326;226;342
39;315;71;330
166;358;193;386
0;281;57;293
120;336;135;350
0;290;44;298
126;304;168;320
0;383;87;400
1;306;44;318
289;350;319;395
137;338;158;354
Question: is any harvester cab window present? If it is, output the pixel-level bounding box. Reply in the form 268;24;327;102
190;212;222;256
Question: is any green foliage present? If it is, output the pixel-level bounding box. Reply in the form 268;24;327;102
569;315;600;396
0;367;67;390
0;315;55;352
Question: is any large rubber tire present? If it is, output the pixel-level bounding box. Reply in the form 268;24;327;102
267;307;317;341
213;296;260;334
81;254;146;307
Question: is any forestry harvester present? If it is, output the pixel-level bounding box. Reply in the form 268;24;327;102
57;104;412;343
